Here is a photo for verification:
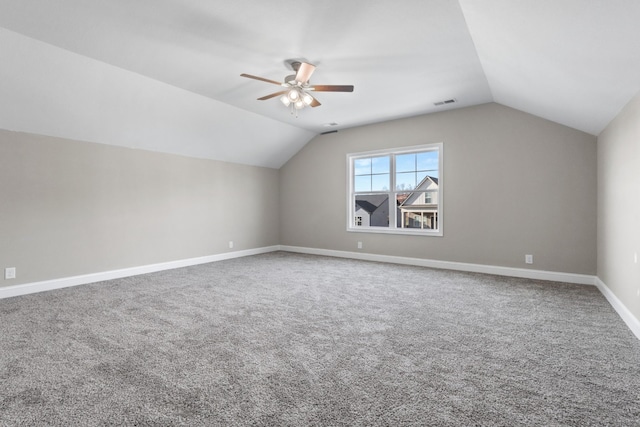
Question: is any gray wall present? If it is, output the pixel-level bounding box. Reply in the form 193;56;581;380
280;103;597;275
0;130;280;286
597;91;640;323
0;102;601;288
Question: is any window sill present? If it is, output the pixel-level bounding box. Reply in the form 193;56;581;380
347;227;443;237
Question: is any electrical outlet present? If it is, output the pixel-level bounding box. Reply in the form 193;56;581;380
229;241;234;249
5;267;16;280
525;254;533;264
357;241;363;249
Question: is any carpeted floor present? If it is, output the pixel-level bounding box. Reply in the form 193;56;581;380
0;252;639;426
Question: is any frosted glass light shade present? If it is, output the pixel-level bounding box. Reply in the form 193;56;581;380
287;89;299;101
302;93;313;105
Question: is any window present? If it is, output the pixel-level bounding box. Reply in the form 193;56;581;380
347;143;442;236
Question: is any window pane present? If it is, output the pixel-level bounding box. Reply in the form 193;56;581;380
397;189;438;229
396;193;410;205
354;195;390;228
396;153;416;173
354;175;371;192
417;151;438;172
371;174;390;191
424;191;438;204
348;143;441;235
371;156;390;174
395;172;415;190
354;158;371;176
402;212;424;229
416;171;428;186
398;207;438;230
399;191;438;206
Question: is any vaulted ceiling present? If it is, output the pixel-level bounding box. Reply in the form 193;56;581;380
1;0;639;168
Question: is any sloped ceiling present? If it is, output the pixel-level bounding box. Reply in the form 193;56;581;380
0;0;639;168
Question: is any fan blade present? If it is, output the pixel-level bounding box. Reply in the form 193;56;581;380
240;73;282;86
295;62;316;84
309;85;354;92
310;97;321;108
257;91;287;101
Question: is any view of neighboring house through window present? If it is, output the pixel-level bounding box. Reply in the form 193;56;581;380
347;143;442;236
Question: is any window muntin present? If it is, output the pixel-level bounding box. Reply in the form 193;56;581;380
395;151;439;191
353;156;390;192
347;143;442;236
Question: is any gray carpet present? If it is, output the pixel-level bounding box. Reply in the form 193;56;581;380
1;252;639;426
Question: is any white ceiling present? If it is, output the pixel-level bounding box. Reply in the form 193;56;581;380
0;0;639;168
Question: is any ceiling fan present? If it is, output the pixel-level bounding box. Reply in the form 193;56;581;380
240;61;354;114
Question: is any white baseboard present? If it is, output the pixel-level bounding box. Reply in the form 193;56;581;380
4;244;638;341
1;245;595;301
0;246;280;300
594;277;640;340
281;246;640;340
280;245;596;285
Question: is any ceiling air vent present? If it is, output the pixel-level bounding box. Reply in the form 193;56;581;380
434;99;457;106
321;122;339;135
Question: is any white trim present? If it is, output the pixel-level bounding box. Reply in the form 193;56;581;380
281;246;640;340
347;227;443;237
594;277;640;340
4;244;638;341
0;246;279;300
346;142;444;237
280;245;596;285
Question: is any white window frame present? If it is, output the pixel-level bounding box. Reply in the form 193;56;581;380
346;143;443;236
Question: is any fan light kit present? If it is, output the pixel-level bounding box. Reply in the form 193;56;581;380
280;88;314;109
241;61;354;116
